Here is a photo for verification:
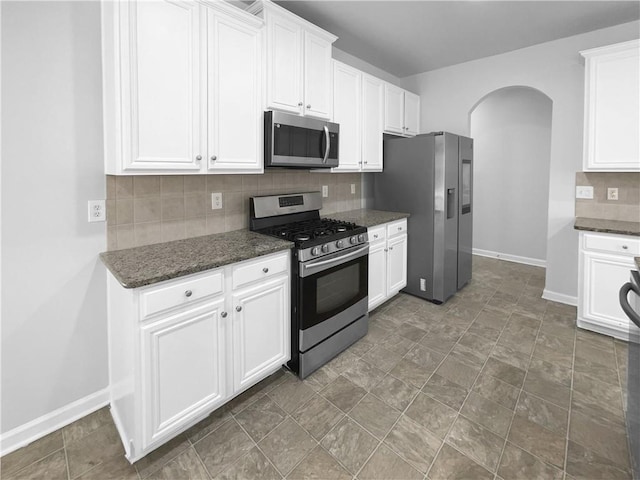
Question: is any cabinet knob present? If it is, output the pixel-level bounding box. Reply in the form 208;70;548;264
211;155;217;162
185;290;193;297
306;104;311;109
622;245;629;249
398;226;402;231
236;306;242;312
263;267;269;273
221;311;227;318
195;155;202;161
298;102;303;106
364;161;368;164
374;234;378;239
384;248;388;252
389;247;394;251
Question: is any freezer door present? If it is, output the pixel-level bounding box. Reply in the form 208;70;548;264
458;136;473;289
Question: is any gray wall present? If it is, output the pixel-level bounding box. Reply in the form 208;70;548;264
1;1;108;433
402;20;640;303
470;87;552;265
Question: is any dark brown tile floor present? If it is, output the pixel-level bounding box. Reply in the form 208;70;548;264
2;256;633;479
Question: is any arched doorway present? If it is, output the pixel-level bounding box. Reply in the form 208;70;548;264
469;86;553;266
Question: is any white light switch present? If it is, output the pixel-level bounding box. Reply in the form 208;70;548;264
575;186;594;199
351;183;356;194
607;187;619;200
322;185;328;198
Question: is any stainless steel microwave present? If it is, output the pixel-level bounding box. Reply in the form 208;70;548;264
264;111;339;168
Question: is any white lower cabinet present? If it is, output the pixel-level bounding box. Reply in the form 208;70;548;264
368;219;408;311
107;250;290;462
578;231;640;340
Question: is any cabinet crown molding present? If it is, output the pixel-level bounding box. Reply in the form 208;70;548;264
246;0;338;43
199;0;264;27
580;38;640;58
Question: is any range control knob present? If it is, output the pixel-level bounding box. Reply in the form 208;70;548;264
336;239;344;248
358;234;365;242
311;247;320;256
350;236;358;244
321;244;330;253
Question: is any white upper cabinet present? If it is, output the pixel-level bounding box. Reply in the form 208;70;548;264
383;83;420;137
332;61;362;172
332;62;384;173
207;8;262;173
581;40;640;171
248;1;337;120
102;0;263;175
361;74;384;171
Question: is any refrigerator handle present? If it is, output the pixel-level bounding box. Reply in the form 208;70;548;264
447;188;456;219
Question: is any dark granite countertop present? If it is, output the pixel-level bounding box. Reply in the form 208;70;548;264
100;230;293;289
574;217;640;237
325;209;410;228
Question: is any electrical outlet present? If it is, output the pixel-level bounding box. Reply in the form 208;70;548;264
87;200;105;223
211;192;223;210
322;185;328;198
575;186;594;199
607;187;619;201
420;278;427;291
351;183;356;194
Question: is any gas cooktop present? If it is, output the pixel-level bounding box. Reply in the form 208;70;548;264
257;218;365;248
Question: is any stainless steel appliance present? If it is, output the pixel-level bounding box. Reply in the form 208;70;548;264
250;192;368;378
264;111;339;168
619;270;640;479
374;132;473;303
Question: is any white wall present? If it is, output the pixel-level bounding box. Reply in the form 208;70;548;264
1;0;108;441
402;21;640;303
470;87;552;266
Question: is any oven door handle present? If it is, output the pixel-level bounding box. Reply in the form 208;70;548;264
301;245;369;277
323;125;330;164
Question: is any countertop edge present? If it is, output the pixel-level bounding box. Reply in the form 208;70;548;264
574;217;640;237
325;209;410;228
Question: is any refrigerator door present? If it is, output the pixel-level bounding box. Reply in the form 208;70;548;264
375;135;435;300
458;136;473;289
434;133;459;303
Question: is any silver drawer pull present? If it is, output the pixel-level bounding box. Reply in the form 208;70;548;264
185;290;193;297
263;267;269;273
398;226;402;231
195;155;202;161
221;311;227;318
622;245;629;249
236;306;242;312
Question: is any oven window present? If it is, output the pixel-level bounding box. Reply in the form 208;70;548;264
316;263;360;315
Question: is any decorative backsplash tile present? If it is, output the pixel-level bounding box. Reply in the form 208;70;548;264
575;171;640;222
106;172;363;250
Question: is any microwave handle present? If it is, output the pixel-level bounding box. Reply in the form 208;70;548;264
323;125;330;164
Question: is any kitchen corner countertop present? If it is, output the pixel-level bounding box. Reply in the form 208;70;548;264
574;217;640;237
326;209;410;228
100;230;293;289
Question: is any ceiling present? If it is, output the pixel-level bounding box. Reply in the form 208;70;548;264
274;1;640;77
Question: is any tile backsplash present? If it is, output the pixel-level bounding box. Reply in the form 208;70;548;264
106;172;363;250
575;171;640;222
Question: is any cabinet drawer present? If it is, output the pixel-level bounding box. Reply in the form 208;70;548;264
582;232;640;255
140;270;224;320
232;252;289;290
368;225;386;244
387;219;407;238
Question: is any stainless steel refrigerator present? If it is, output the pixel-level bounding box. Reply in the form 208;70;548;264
373;132;473;303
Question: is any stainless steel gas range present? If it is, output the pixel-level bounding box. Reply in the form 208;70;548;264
250;192;369;378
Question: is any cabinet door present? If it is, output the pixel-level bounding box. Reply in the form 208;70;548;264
266;14;303;114
580;251;633;333
404;91;420;136
368;241;387;311
232;275;290;392
362;75;384;172
141;298;226;448
585;43;640;171
303;31;333;120
387;234;408;295
120;0;203;171
207;11;262;173
332;62;362;171
384;83;405;135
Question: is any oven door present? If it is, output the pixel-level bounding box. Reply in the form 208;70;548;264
298;245;368;334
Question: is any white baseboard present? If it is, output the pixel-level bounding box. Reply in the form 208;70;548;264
472;248;546;268
542;289;578;307
0;388;110;457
